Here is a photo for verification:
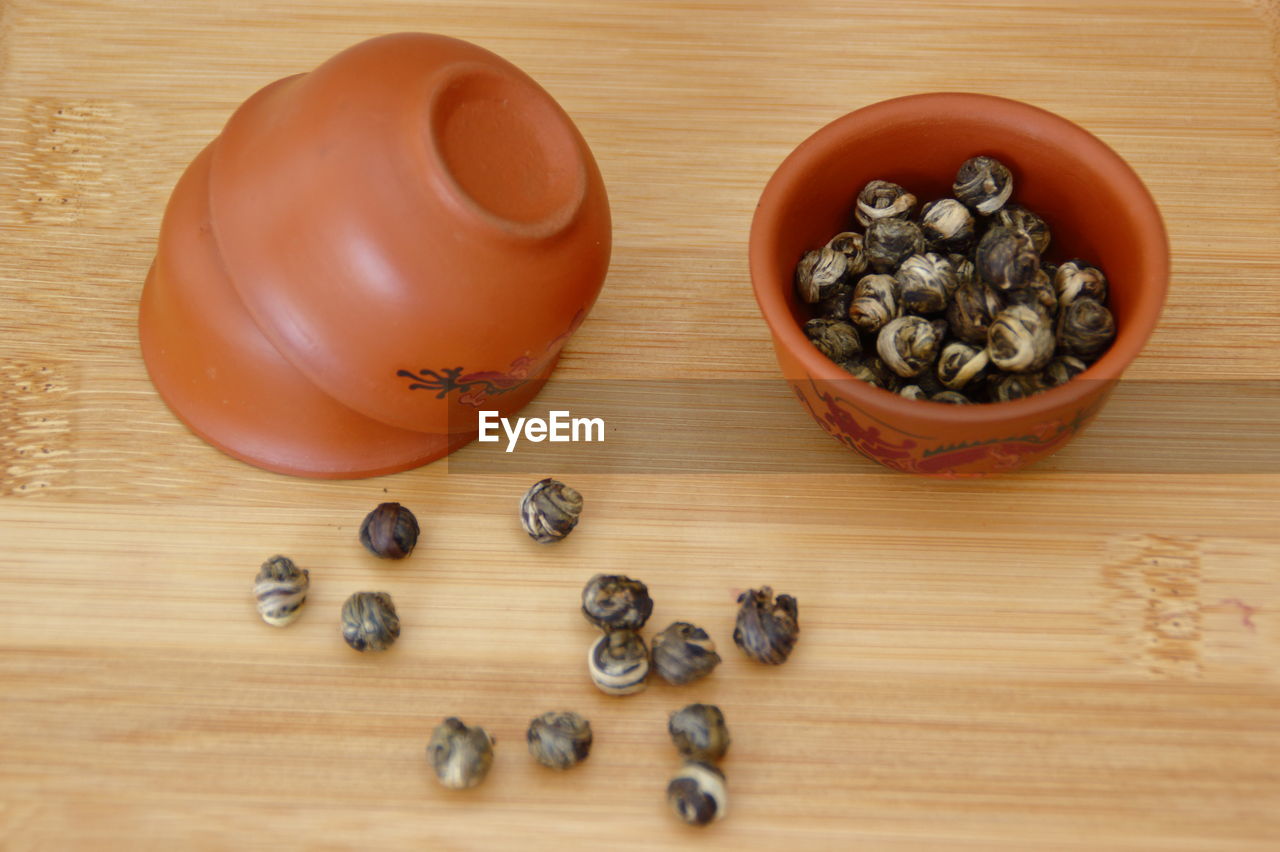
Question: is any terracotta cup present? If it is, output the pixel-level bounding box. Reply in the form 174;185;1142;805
140;33;610;478
749;93;1169;476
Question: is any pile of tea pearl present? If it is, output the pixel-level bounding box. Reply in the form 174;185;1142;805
796;156;1117;404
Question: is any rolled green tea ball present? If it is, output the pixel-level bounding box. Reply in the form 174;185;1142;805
988;371;1049;403
1044;355;1088;387
587;630;650;696
948;282;1003;346
668;703;731;762
994;203;1051;255
953;155;1013;214
1053;259;1108;306
804;318;862;362
667;761;728;826
847;274;900;334
341;591;400;652
581;573;654;632
876;315;942;378
988;304;1055;373
975;225;1040;292
825;231;868;277
733;586;799;665
920;198;975;253
427;717;494;790
652;622;721;686
936;341;991;390
1056;297;1116;360
521;478;583;544
527;711;593;771
794;246;849;304
359;502;420;559
253;555;309;627
1007;268;1058;316
855;179;917;227
896;253;958;316
865;218;925;273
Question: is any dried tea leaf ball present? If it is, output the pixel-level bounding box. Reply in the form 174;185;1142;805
667;761;727;826
520;478;583;544
949;253;977;287
253;555;309;627
839;358;892;390
896;253;958;316
995;204;1051;255
581;573;654;632
427;717;494;790
912;367;946;397
988;304;1055;373
1008;268;1059;316
948;282;1003;346
359;502;420;559
988;371;1049;403
1044;355;1088;387
936;341;991;390
341;591;400;652
953;155;1013;214
652;622;721;686
928;317;950;344
803;318;862;362
975;225;1040;292
587;630;650;696
876;315;942;378
794;246;848;304
1053;259;1109;306
854;179;917;227
847;274;900;334
816;280;854;321
668;703;731;762
920;198;976;253
1056;297;1116;360
865;218;925;273
527;711;593;770
733;586;799;665
899;384;929;401
930;390;972;404
825;231;868;276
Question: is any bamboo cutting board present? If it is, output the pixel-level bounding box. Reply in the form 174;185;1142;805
1;1;1278;849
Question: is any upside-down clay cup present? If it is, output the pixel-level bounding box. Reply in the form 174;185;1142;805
139;33;610;478
750;93;1168;476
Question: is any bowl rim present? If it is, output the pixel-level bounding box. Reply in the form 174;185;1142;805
749;91;1169;425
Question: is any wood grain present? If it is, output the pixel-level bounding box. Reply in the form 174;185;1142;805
1;1;1278;849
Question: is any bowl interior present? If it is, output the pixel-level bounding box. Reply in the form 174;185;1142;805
759;93;1167;384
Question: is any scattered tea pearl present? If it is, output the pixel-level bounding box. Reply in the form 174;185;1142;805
340;591;400;652
253;555;309;627
427;717;494;790
667;761;727;826
527;711;593;770
359;502;420;559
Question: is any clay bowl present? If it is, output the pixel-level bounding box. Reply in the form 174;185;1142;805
749;93;1168;476
139;33;610;478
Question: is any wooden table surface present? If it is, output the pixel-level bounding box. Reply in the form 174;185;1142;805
2;1;1278;849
